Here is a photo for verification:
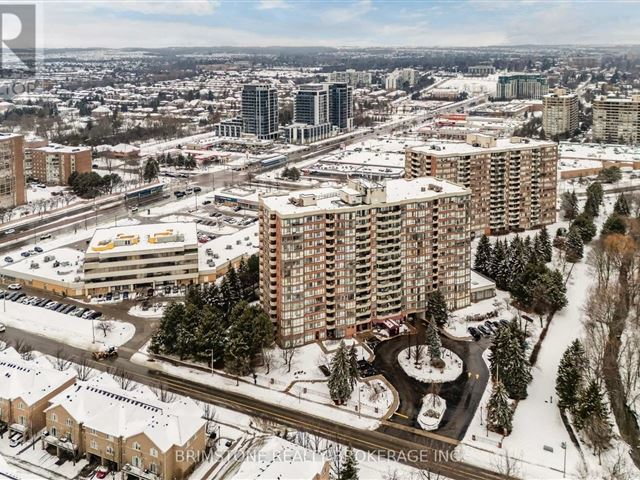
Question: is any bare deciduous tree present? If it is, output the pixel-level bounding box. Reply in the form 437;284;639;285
74;355;93;381
109;367;135;391
151;382;176;403
12;339;34;360
53;348;73;371
282;346;297;374
96;320;114;338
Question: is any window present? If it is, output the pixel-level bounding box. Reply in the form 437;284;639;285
150;448;158;458
18;402;24;409
106;445;114;455
149;463;157;474
132;456;141;468
51;413;57;422
66;419;73;427
90;440;98;450
132;442;141;451
51;427;57;437
89;428;97;436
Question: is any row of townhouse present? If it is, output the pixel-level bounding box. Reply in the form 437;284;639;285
0;348;207;480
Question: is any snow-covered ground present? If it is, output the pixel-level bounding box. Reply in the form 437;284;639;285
0;300;135;350
445;291;513;339
397;347;463;383
132;339;394;430
459;194;640;479
128;302;166;318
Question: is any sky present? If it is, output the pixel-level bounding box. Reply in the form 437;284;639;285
36;0;640;49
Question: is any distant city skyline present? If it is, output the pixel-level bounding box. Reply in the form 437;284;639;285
41;0;640;49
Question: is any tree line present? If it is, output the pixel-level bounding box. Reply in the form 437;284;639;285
68;171;122;198
149;256;269;376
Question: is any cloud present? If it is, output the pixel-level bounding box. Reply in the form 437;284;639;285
96;0;220;16
256;0;291;10
324;0;374;24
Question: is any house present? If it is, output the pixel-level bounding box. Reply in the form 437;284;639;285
0;347;76;443
43;373;207;480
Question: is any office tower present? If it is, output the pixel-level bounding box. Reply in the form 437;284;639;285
259;177;471;347
0;132;25;208
241;83;279;140
405;134;557;235
592;94;640;144
495;73;549;100
543;89;579;138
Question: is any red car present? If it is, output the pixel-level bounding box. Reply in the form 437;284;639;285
95;466;109;479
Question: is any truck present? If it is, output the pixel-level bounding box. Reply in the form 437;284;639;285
92;345;118;361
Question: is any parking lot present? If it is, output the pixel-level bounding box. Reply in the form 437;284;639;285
0;286;103;321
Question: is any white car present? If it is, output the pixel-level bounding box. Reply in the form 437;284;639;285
0;323;6;332
4;229;15;235
7;284;21;290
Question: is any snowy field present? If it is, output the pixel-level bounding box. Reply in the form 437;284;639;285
0;300;135;350
397;347;463;383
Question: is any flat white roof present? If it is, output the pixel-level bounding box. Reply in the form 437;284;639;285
261;177;469;216
199;223;258;273
408;137;556;156
32;143;90;154
87;222;198;255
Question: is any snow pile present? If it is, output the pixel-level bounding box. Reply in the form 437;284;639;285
397;347;463;383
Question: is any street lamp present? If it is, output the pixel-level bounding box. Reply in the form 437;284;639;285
561;442;567;478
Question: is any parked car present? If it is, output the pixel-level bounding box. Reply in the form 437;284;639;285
4;229;15;235
95;466;110;479
34;246;43;253
0;323;6;333
39;233;52;240
62;305;76;314
499;319;510;328
193;186;202;193
477;325;491;336
90;311;103;319
7;284;21;290
82;310;96;319
202;200;211;205
55;303;68;312
20;251;30;258
36;298;49;307
130;207;138;213
11;293;25;302
45;302;59;310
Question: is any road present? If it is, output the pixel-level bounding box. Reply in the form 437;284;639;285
0;322;510;480
373;323;490;441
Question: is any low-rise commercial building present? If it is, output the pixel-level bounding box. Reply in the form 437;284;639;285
83;223;199;297
405;134;558;235
259;177;471;347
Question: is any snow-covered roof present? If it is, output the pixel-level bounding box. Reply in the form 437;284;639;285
46;373;205;452
230;436;328;480
198;223;258;273
0;347;75;406
260;177;469;216
408;137;556;157
32;143;90;154
87;222;198;256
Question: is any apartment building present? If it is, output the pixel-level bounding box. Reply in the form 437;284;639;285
467;65;495;76
385;68;418;90
28;143;92;185
0;347;76;443
23;136;48;180
405;134;558;235
328;69;372;87
241;83;279;140
0;132;26;208
43;374;206;480
592;94;640;144
328;82;354;132
259;177;471;347
83;223;199;297
495;73;548;100
542;89;579;138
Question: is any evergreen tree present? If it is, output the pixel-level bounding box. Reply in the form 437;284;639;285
504;335;533;400
489;239;505;281
143;157;160;182
601;213;627;237
427;290;448;326
584;182;604;217
561;191;579;220
508;236;527;280
556;340;587;413
575;379;609;432
474;234;492;275
340;447;359;480
539;226;553;263
486;380;513;435
328;341;353;404
149;302;186;354
425;316;442;362
572;213;597;243
565;227;584;262
613;193;630;216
